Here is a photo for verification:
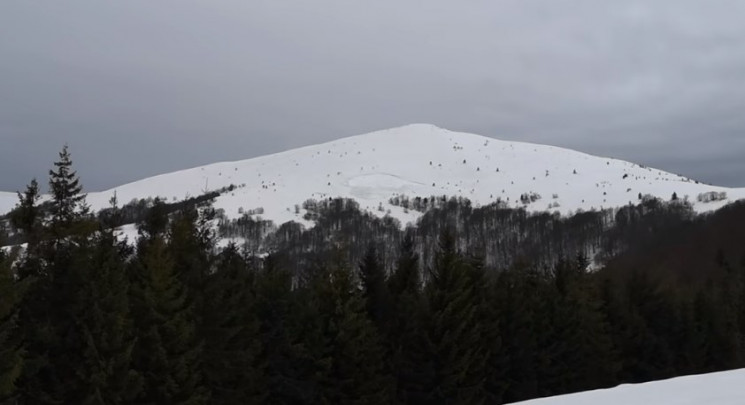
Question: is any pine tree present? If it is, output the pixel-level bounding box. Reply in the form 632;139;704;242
139;198;169;238
424;231;487;404
388;234;420;298
9;180;44;283
548;257;618;394
313;255;391;404
9;179;42;249
0;248;24;403
495;263;551;403
61;230;142;404
130;232;208;404
12;169;90;403
613;268;676;383
48;144;89;236
14;153;98;403
693;280;742;372
468;255;507;404
202;244;265;404
387;234;434;404
255;255;322;403
359;245;392;332
100;192;124;230
17;233;138;404
168;206;212;305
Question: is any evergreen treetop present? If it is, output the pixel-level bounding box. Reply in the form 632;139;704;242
48;144;89;234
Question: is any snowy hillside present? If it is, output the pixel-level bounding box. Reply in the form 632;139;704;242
0;192;16;216
2;124;744;227
508;368;745;405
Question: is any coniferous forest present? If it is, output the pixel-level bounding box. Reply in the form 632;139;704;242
2;148;745;404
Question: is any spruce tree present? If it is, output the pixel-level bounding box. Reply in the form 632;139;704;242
0;249;24;403
423;231;487;404
13;163;93;403
19;150;97;403
48;144;89;236
359;245;392;332
387;234;434;404
548;257;617;394
62;230;141;404
168;206;212;306
255;255;322;403
313;256;391;404
130;229;208;404
468;255;507;404
202;244;264;404
388;234;420;298
9;179;42;251
495;263;549;403
9;179;44;283
11;180;55;404
614;268;676;383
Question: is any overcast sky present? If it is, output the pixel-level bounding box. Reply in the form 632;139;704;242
2;0;745;192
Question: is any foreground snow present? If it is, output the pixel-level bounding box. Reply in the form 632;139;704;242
509;369;745;405
2;124;744;227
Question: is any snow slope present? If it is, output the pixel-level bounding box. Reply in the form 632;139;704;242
0;192;17;216
508;368;745;405
2;124;744;227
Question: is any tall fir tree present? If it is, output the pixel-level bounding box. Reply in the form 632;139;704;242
13;160;93;404
61;230;142;404
48;144;89;236
312;255;392;404
494;263;552;403
387;234;434;405
9;179;42;252
548;257;618;394
9;179;44;284
423;231;487;404
467;255;507;404
255;255;323;403
0;248;24;403
359;245;392;333
611;268;676;383
129;221;208;405
168;206;213;309
202;244;265;404
10;179;56;404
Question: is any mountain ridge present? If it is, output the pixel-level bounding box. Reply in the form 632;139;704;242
2;124;743;227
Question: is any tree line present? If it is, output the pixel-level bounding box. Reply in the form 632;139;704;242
1;147;745;404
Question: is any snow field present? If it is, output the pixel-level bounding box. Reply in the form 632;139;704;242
508;368;745;405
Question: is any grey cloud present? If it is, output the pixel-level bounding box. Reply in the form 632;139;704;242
1;0;744;192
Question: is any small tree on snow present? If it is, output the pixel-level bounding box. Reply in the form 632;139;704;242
48;144;89;233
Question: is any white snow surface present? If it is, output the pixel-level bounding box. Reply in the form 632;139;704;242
2;124;744;227
508;368;745;405
0;192;17;216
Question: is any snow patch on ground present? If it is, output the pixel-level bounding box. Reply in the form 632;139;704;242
508;369;745;405
347;173;425;199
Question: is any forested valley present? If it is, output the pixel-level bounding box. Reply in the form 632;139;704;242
2;148;745;404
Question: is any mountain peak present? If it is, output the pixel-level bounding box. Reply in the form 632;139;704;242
388;123;446;132
2;126;744;228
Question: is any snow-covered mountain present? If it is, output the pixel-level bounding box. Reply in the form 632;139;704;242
508;368;745;405
2;124;744;227
0;192;16;217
